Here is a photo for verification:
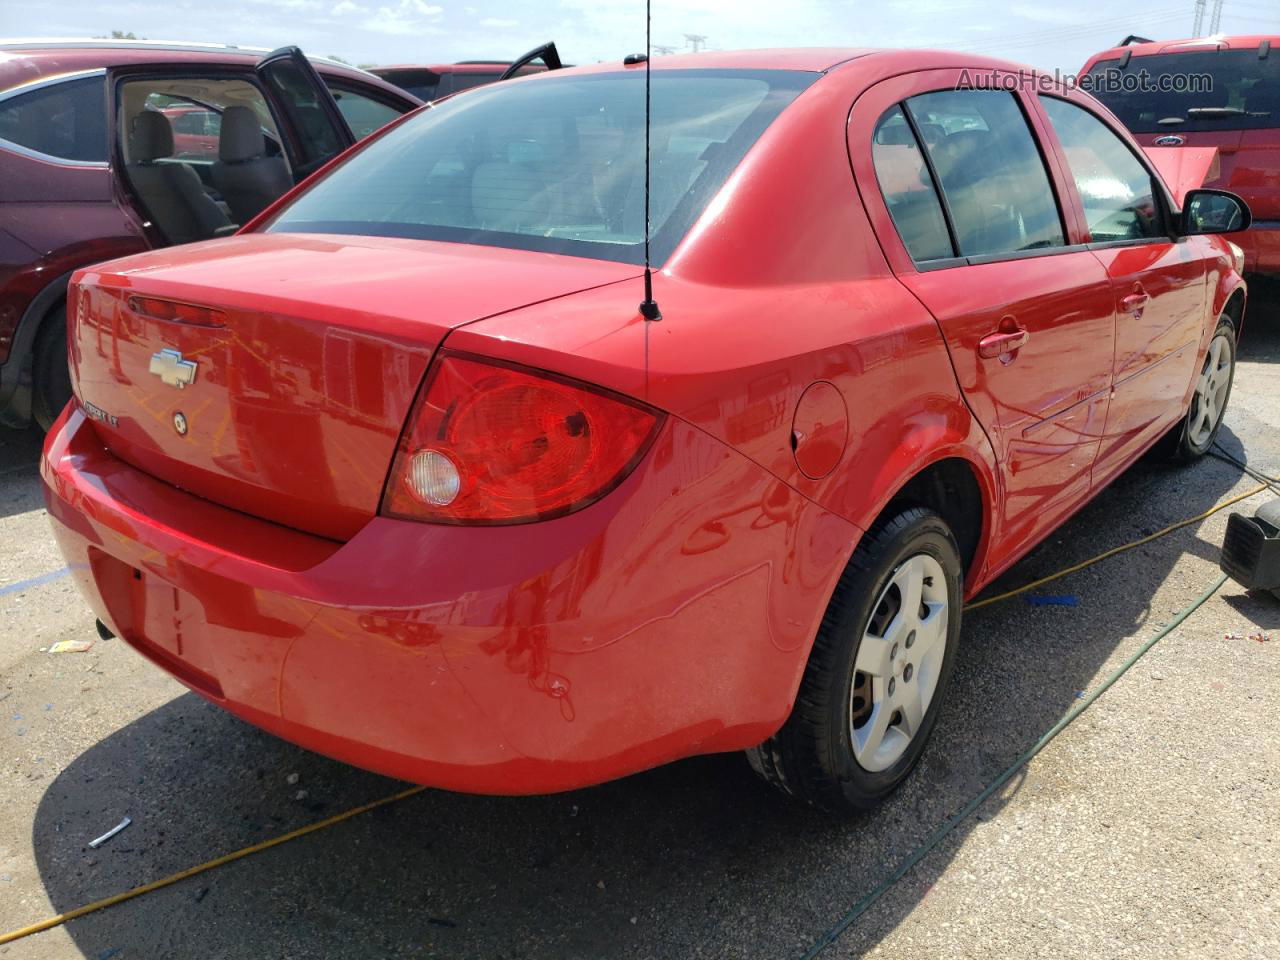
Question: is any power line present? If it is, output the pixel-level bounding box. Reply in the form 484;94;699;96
931;10;1189;53
1209;0;1226;32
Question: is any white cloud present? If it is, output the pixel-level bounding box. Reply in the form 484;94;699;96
363;0;443;35
479;17;517;28
8;0;1259;77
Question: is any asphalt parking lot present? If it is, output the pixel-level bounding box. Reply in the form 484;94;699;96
1;299;1277;960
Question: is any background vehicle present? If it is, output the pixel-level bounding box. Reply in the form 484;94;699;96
43;50;1247;814
160;103;220;158
372;41;563;101
0;39;421;430
1081;35;1279;284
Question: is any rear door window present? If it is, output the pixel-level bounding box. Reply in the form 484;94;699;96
871;106;954;262
324;82;408;139
1040;96;1163;243
0;75;107;162
906;90;1065;258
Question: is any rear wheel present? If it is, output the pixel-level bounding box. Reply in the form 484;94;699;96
32;300;72;432
748;507;962;813
1156;317;1236;462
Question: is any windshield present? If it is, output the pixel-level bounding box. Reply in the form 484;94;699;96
267;69;815;265
1084;49;1279;133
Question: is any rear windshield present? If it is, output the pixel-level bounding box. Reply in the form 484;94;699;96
381;70;439;101
1084;49;1279;133
443;71;503;94
268;69;815;265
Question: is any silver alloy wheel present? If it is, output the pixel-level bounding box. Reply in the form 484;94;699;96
1188;331;1233;447
850;553;949;773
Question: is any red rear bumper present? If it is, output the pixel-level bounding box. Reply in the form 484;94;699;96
42;406;855;794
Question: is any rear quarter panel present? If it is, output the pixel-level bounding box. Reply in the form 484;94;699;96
447;65;1001;592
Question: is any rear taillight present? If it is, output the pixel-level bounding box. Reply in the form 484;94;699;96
381;353;663;524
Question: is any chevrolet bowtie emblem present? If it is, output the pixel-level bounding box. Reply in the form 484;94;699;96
149;349;198;389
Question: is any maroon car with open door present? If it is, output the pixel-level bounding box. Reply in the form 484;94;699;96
0;40;421;430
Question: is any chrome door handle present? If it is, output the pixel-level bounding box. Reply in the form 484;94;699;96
1120;292;1150;314
978;327;1030;359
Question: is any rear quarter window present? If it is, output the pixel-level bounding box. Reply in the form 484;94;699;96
0;75;107;162
325;82;408;139
872;106;954;262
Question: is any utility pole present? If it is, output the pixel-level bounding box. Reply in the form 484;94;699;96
1208;0;1224;33
1192;0;1207;36
652;44;676;55
684;33;708;53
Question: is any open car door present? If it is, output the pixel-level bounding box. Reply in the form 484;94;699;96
256;46;355;179
498;42;563;81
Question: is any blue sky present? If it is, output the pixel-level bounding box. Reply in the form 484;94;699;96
2;0;1277;72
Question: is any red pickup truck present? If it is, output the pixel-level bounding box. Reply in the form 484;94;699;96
1081;35;1279;285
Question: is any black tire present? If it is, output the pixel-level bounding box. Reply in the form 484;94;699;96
32;300;72;432
1154;316;1236;463
748;507;963;813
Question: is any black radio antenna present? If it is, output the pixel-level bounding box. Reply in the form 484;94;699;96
637;0;661;324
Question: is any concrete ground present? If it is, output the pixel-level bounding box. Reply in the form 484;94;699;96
1;303;1277;960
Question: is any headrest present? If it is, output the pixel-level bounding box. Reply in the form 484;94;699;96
917;123;945;147
507;139;547;165
219;106;266;162
876;124;915;146
130;111;173;162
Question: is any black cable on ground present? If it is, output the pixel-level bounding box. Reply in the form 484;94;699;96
801;572;1231;958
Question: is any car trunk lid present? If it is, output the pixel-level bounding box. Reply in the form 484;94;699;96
70;233;639;540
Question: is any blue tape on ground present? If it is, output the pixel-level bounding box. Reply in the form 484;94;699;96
1026;594;1079;606
0;566;71;597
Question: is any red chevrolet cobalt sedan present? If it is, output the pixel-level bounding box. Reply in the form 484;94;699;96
42;50;1249;813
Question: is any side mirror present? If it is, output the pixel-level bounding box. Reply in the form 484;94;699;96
1181;189;1251;236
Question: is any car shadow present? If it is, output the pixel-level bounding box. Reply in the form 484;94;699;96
1239;282;1280;363
27;433;1259;959
0;426;45;522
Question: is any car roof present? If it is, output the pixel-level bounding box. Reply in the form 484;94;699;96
1084;33;1278;65
530;47;1072;78
580;48;881;73
374;63;513;74
490;47;1069;98
0;39;404;95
